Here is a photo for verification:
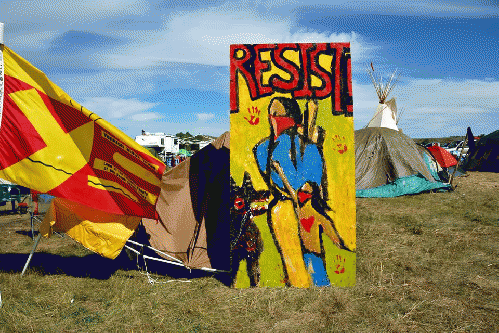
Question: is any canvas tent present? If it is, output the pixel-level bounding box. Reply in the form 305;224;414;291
140;132;230;272
463;130;499;172
355;128;450;197
355;65;450;197
27;132;233;283
366;98;399;131
365;65;399;131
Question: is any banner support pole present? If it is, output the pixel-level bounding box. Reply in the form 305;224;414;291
21;233;42;277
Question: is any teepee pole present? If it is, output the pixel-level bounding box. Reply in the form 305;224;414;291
367;63;399;104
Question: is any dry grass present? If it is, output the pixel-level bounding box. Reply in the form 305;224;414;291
1;171;498;332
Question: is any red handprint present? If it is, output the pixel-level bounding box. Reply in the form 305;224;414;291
334;255;346;274
244;106;260;125
331;134;348;154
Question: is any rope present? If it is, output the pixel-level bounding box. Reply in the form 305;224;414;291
125;244;191;285
126;239;183;264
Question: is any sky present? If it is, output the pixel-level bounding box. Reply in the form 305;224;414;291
1;0;498;139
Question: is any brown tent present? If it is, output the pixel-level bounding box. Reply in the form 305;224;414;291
355;127;438;190
141;132;230;272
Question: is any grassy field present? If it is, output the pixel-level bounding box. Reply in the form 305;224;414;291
0;171;498;332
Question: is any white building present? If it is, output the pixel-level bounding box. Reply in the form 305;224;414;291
181;138;213;151
135;131;180;160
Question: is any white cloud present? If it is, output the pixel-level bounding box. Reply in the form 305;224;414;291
130;112;162;121
80;97;158;119
57;70;156;100
354;77;499;137
196;113;215;121
91;7;374;68
397;78;499;110
304;0;497;17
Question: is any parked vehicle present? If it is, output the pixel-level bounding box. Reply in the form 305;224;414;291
444;140;476;158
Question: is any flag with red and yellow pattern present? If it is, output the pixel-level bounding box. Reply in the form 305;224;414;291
0;45;165;219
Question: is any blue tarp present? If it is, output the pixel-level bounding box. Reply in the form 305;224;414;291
356;174;451;198
356;153;451;198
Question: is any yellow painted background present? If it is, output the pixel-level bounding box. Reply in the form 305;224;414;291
231;47;356;288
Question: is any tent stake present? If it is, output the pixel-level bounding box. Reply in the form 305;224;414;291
21;233;42;277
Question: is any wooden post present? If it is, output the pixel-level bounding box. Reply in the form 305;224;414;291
21;233;42;277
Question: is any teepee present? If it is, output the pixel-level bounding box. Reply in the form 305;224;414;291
365;64;399;131
355;64;451;197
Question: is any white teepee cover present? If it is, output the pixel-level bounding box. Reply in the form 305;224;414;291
367;98;398;131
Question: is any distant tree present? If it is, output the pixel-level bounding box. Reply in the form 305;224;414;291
185;132;193;137
421;139;431;146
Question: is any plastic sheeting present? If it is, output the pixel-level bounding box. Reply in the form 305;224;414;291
356;152;451;198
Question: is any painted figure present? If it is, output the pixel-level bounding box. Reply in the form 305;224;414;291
254;97;350;287
229;172;269;287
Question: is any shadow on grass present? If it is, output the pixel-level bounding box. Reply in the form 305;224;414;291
0;250;227;283
0;251;136;279
15;230;39;239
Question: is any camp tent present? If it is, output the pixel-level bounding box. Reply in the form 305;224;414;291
355;65;450;197
32;132;233;283
140;132;230;272
424;145;458;182
463;130;499;172
427;145;458;169
365;65;399;131
366;98;399;131
355;128;450;197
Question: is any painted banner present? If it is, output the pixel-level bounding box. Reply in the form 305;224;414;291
0;45;165;219
230;43;356;288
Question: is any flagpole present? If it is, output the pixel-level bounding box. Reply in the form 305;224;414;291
0;22;4;44
0;22;4;132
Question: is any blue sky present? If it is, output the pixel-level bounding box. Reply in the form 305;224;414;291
1;0;497;138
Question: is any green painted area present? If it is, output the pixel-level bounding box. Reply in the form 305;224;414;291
235;260;250;288
235;214;285;288
323;236;356;287
235;213;356;287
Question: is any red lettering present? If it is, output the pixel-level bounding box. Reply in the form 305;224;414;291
271;43;300;91
294;43;314;98
253;44;275;96
331;44;344;112
230;43;353;116
347;55;353;114
309;44;332;98
230;45;257;112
